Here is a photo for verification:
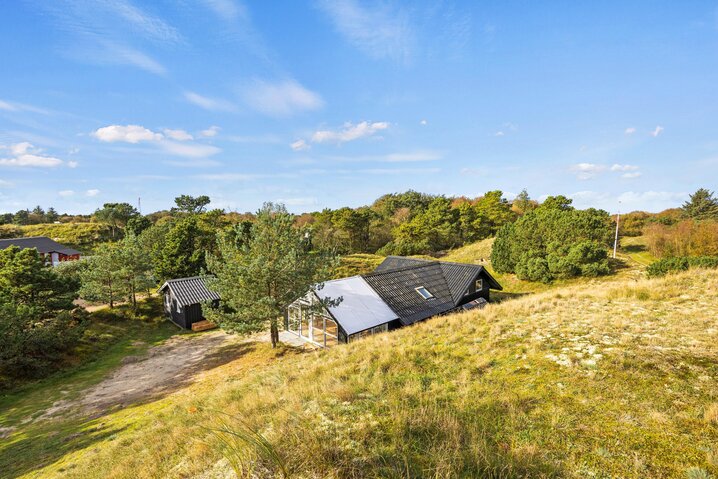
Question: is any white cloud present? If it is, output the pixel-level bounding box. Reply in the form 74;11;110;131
101;42;167;75
311;121;389;144
650;125;664;137
102;0;181;43
610;164;639;172
0;100;15;111
494;131;505;137
200;126;221;137
58;190;75;197
86;189;100;197
570;162;606;180
625;127;636;135
163;128;193;141
160;141;221;158
316;0;413;61
93;124;163;143
290;139;310;151
0;99;49;114
621;172;642;179
0;179;13;188
202;0;245;21
0;142;64;168
94;124;221;157
183;91;236;112
420;119;428;125
242;79;323;117
67;160;79;168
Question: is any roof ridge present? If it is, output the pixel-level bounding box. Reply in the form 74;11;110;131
364;260;441;278
166;276;208;282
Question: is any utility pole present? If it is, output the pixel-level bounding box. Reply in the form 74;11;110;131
138;197;142;215
612;202;621;259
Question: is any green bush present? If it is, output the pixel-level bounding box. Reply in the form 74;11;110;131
491;197;612;282
647;256;718;277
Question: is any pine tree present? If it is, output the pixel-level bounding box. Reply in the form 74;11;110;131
79;243;124;308
682;188;718;221
205;203;337;347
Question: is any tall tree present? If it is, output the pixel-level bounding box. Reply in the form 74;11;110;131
682;188;718;221
45;207;59;223
513;189;536;215
173;194;211;214
154;216;213;281
12;209;29;225
117;233;155;309
79;243;123;308
126;215;152;236
206;203;337;347
93;203;139;238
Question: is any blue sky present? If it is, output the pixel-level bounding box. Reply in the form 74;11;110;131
1;1;717;214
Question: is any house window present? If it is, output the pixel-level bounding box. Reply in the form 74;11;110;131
475;278;484;291
415;286;434;300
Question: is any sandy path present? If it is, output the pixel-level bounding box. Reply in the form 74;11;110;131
37;331;250;420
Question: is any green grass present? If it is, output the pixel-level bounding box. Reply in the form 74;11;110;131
0;299;178;478
334;253;385;279
0;223;112;252
620;235;658;266
3;270;717;478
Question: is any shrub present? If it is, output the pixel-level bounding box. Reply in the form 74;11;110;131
491;198;612;282
646;256;718;277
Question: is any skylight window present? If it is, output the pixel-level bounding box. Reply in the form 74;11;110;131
415;286;434;300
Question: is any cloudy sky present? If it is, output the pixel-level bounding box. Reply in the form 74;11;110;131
1;1;717;214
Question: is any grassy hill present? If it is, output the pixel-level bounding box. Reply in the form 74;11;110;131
0;223;112;252
2;269;717;478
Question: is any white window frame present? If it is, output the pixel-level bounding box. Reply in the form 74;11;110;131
415;286;434;300
475;278;484;291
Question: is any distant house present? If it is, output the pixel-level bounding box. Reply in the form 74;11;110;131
158;276;220;329
286;256;502;347
0;236;82;266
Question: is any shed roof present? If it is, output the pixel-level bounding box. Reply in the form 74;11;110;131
158;276;220;306
0;236;81;256
314;276;398;336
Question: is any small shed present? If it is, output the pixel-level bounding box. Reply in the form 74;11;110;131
158;276;220;329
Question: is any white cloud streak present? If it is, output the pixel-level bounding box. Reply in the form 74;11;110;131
163;129;193;141
650;125;664;137
184;91;236;112
316;0;413;61
290;139;310;151
200;126;221;137
242;79;324;117
311;121;389;144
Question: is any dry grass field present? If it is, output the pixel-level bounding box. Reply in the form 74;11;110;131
2;268;717;478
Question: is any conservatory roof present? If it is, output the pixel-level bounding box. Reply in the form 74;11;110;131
314;276;398;336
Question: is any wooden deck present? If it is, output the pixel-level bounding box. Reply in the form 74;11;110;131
191;320;217;332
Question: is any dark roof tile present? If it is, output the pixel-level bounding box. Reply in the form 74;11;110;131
0;236;81;256
158;276;220;306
